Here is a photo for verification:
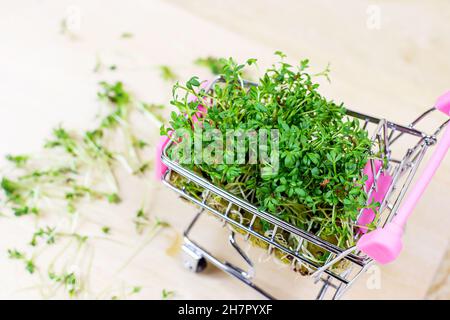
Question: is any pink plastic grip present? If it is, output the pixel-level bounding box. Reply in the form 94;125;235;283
391;92;450;227
435;90;450;116
154;135;171;180
356;92;450;264
392;122;450;228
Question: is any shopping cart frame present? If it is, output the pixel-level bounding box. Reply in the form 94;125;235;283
159;76;449;299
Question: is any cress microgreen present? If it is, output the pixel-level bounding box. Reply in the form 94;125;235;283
7;249;36;274
159;65;178;82
1;80;167;298
163;53;376;266
101;226;111;235
120;32;133;39
161;288;175;299
195;56;227;75
5;154;29;167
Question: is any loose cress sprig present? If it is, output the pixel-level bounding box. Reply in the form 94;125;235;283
1;81;167;297
159;65;178;82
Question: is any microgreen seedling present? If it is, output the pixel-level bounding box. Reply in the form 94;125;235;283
30;227;56;246
121;32;133;39
195;56;228;75
101;226;111;235
134;208;149;234
7;249;24;260
1;79;164;298
161;289;175;300
93;55;103;73
159;65;177;82
139;103;166;125
59;18;78;40
131;286;142;294
107;193;121;204
7;249;36;274
49;271;80;297
5;154;29;167
164;52;374;263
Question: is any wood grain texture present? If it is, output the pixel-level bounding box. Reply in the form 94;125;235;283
0;0;448;299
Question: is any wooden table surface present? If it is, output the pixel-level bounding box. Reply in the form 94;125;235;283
0;0;449;299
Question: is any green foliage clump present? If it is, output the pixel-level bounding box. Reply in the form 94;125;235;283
163;54;375;259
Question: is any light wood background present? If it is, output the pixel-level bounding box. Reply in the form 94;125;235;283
0;0;449;299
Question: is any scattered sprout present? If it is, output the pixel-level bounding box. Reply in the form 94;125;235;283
5;154;29;167
7;249;36;274
139;103;166;125
25;260;36;274
155;218;171;228
162;289;175;300
131;286;142;294
159;65;177;82
133;162;151;175
74;234;89;245
101;226;111;235
49;272;81;297
1;71;170;298
107;193;121;204
134;208;149;234
120;32;133;39
30;227;56;246
59;18;78;40
195;56;227;75
7;249;25;260
98;81;131;106
93;54;104;73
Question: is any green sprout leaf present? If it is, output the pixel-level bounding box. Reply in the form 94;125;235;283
5;154;29;167
159;65;177;82
161;289;175;300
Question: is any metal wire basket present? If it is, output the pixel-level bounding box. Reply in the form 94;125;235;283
157;77;450;299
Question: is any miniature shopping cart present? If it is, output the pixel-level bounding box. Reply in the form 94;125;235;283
156;76;450;299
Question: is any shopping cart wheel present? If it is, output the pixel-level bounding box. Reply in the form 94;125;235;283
182;243;207;273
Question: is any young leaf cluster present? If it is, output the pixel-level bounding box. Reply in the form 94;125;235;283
163;54;374;251
1;81;165;297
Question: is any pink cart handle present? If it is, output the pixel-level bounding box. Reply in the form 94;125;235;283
392;92;450;228
357;91;450;264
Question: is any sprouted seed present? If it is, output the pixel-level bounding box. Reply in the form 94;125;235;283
101;226;111;235
93;55;102;73
134;208;150;234
5;154;29;167
1;81;167;298
195;56;253;79
48;271;81;298
7;249;36;274
120;32;133;39
162;289;175;299
59;18;78;40
194;56;228;75
30;226;57;246
131;286;142;294
159;65;178;82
